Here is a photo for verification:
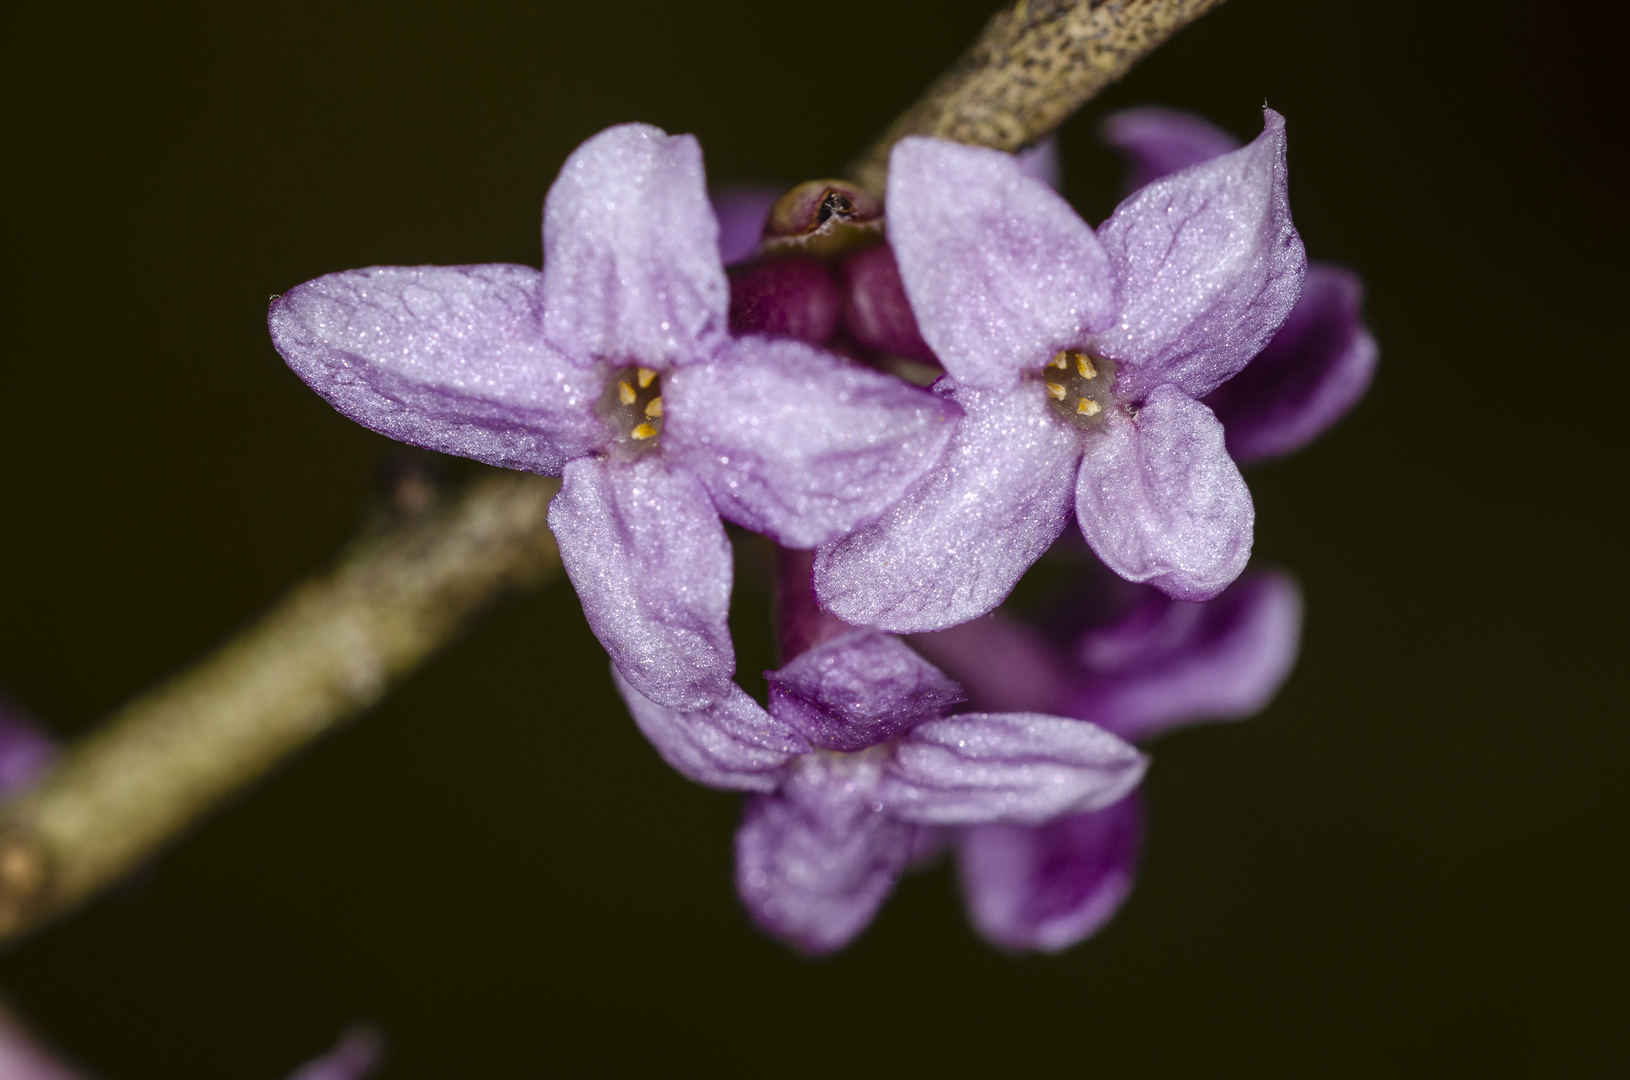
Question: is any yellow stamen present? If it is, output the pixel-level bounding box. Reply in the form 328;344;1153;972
1049;352;1068;370
1076;397;1102;417
636;367;658;388
1045;382;1067;401
644;396;664;418
631;422;658;440
1076;355;1097;380
618;381;636;406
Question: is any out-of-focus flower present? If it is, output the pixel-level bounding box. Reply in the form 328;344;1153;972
270;123;960;710
814;111;1306;632
0;694;58;798
282;1024;386;1080
1103;106;1378;463
613;629;1145;953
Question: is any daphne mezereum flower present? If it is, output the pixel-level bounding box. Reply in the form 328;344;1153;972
812;110;1307;633
612;628;1145;953
1102;107;1378;464
908;569;1302;952
269;124;960;710
0;692;57;798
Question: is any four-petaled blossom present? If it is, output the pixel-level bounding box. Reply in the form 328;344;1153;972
270;123;961;710
613;628;1146;953
814;110;1307;633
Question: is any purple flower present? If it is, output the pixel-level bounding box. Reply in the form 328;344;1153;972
813;110;1306;632
1103;106;1379;463
0;693;58;798
269;124;960;709
613;629;1146;953
910;569;1302;952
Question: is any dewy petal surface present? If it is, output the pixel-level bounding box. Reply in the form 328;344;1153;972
269;265;604;474
613;669;807;792
549;455;735;710
1075;386;1253;601
814;381;1084;633
887;137;1115;390
1204;263;1378;463
1094;109;1306;401
663;335;960;548
1067;570;1302;742
1100;106;1242;193
879;713;1146;826
542;123;728;368
958;795;1143;953
766;629;966;752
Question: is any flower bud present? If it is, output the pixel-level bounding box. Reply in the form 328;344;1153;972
839;243;937;364
762;179;883;258
728;254;841;344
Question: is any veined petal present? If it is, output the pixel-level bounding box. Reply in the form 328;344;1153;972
663;336;960;548
1203;263;1378;463
1067;570;1302;742
1095;109;1307;401
878;713;1146;826
1076;386;1253;602
887;137;1115;390
958;796;1143;953
813;382;1083;633
613;668;806;792
269;265;604;474
549;455;734;710
542;123;728;368
1100;106;1241;193
766;629;966;752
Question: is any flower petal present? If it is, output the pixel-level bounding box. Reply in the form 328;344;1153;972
542;123;728;368
1076;386;1253;601
269;264;604;474
813;382;1082;632
878;713;1146;826
282;1025;386;1080
958;796;1142;953
548;455;734;710
663;335;961;548
0;694;59;797
1099;106;1242;193
907;612;1073;715
766;629;966;752
1203;263;1378;463
887;136;1115;390
612;668;806;792
1094;109;1307;401
1066;570;1302;742
711;183;781;265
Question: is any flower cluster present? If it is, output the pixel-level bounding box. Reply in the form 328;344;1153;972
269;105;1373;954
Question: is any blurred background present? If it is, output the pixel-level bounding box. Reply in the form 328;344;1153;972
0;0;1623;1075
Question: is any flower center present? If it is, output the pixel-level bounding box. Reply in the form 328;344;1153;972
1042;349;1118;431
598;365;664;451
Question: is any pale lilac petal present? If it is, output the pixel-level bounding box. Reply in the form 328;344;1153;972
613;669;806;792
711;183;781;265
0;1007;88;1080
542;123;728;368
766;629;965;752
1094;109;1307;401
283;1025;385;1080
1075;386;1253;602
907;612;1072;714
726;255;840;343
1067;571;1302;742
736;753;914;954
1015;137;1063;192
1100;106;1241;193
887;136;1115;389
549;455;734;710
958;796;1142;953
1204;263;1378;463
269;265;604;474
814;381;1084;633
839;242;937;363
0;695;59;797
878;713;1146;826
663;336;961;548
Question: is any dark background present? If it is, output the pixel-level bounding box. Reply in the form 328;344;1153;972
1;1;1623;1075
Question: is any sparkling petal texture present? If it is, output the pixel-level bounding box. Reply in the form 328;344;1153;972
887;136;1116;390
814;382;1084;632
878;713;1146;826
711;183;781;265
613;669;807;792
766;629;966;752
958;795;1142;953
908;612;1072;715
1075;386;1253;602
548;455;735;710
1099;106;1243;194
663;335;961;548
1094;109;1307;401
542;123;728;369
735;752;915;954
1204;263;1378;463
1068;570;1302;742
839;242;937;363
268;265;604;474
